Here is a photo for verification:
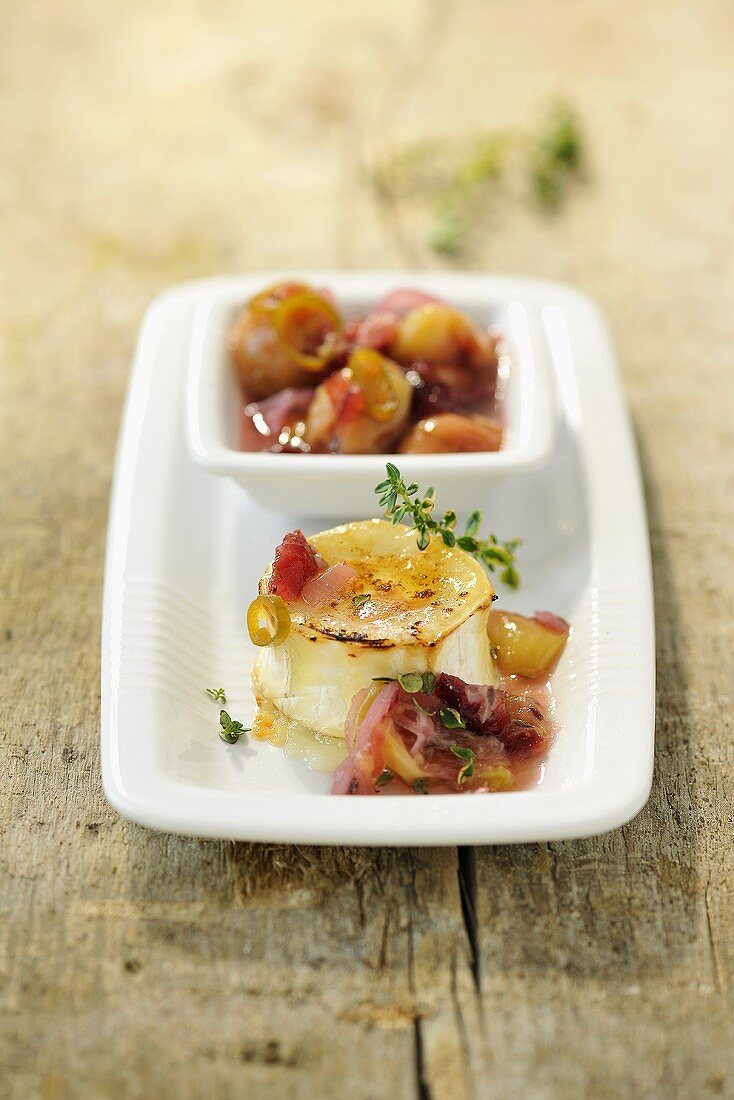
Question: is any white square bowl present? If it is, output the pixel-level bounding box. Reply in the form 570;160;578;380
186;273;557;517
101;274;655;845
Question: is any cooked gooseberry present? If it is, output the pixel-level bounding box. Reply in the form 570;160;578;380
391;303;478;365
273;293;343;370
247;594;291;647
248;281;311;314
349;347;402;422
229;282;342;399
398;413;502;454
305;349;412;454
488;610;569;679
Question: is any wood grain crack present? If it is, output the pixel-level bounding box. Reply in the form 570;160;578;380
457;846;481;994
413;1015;432;1100
704;872;724;995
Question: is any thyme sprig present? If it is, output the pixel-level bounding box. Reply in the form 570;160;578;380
375;463;521;588
528;103;582;212
218;710;250;745
206;687;227;703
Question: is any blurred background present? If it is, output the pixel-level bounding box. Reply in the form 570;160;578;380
3;0;732;460
2;2;733;1097
3;1;733;562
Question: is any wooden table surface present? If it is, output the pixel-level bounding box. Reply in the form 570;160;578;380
2;2;733;1096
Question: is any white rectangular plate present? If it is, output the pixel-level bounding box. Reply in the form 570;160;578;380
101;274;655;845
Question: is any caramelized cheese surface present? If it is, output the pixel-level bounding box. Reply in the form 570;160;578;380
292;519;494;647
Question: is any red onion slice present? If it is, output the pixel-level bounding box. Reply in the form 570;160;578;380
301;563;359;608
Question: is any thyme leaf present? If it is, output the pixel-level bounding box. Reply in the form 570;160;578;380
397;672;425;693
450;744;476;783
439;707;466;730
450;745;475;761
371;671;437;695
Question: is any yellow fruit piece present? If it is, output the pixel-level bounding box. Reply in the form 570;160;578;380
349;347;403;422
273;292;342;371
487;610;569;679
247;594;291;647
383;727;429;784
391;303;476;365
475;764;515;791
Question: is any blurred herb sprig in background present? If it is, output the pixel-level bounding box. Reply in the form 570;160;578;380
370;101;583;256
